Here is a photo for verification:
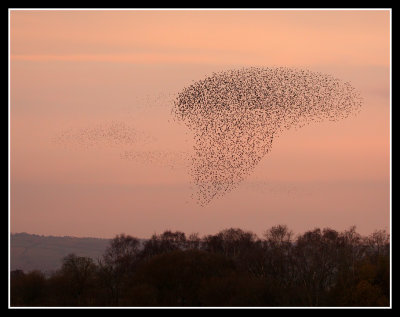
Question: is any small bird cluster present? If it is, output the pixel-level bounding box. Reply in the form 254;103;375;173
53;121;152;149
173;67;363;206
120;150;191;170
129;92;177;113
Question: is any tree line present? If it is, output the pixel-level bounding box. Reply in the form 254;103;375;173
10;225;390;307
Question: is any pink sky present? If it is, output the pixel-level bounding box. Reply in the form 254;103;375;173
10;9;390;238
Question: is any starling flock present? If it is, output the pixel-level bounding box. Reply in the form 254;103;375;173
52;121;153;149
172;67;363;206
120;150;190;170
52;66;362;207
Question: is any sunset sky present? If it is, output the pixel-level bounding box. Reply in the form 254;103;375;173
10;9;391;239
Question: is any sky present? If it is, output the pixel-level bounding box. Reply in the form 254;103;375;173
10;9;391;239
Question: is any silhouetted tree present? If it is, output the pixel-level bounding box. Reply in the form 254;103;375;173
202;228;257;259
129;249;236;306
262;225;295;288
140;230;187;259
292;228;344;306
187;232;201;250
98;234;141;305
10;270;46;306
10;226;390;307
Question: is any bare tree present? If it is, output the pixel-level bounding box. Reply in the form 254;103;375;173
99;234;141;305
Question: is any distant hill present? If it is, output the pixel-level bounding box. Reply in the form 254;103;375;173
10;233;111;274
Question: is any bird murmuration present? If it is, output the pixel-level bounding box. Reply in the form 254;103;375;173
172;67;363;206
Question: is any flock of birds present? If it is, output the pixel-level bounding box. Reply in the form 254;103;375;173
173;67;363;206
53;121;154;149
120;150;191;170
53;67;362;206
